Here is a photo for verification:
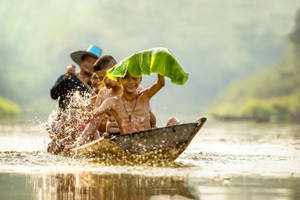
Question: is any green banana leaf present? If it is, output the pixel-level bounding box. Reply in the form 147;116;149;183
107;48;188;85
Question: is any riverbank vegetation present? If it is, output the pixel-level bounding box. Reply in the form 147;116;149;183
210;9;300;122
0;97;20;120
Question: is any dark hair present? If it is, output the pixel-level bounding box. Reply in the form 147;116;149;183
93;55;117;71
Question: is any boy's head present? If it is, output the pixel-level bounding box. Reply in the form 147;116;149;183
70;45;102;76
118;72;142;94
80;55;97;76
93;55;117;82
94;55;117;71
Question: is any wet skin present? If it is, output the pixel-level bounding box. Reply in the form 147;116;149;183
94;78;123;133
92;73;165;134
63;74;164;151
88;78;158;135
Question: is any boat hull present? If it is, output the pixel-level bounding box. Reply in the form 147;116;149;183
70;117;206;164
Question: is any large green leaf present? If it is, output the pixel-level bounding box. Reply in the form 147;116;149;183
107;48;188;85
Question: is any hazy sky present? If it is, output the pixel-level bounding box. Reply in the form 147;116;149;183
0;0;299;120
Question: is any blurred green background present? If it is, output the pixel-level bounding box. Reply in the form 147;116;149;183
0;0;299;122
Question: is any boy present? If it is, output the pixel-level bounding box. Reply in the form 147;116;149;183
92;72;165;134
93;55;117;83
73;56;120;141
64;72;162;152
47;45;101;154
62;75;123;151
50;45;102;110
61;56;122;152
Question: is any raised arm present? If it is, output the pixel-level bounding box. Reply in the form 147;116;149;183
50;74;70;99
94;90;105;107
144;74;165;98
50;65;76;100
92;97;114;118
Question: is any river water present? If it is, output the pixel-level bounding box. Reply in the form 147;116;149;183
0;120;299;200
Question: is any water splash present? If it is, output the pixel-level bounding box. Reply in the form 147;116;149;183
45;91;94;153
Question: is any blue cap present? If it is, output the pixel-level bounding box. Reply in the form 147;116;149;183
70;45;102;66
87;45;102;58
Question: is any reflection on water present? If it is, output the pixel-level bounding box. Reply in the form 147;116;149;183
0;121;300;199
30;173;193;200
0;172;193;200
1;172;300;200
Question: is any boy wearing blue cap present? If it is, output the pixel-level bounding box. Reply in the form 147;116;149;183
47;45;102;154
50;45;102;110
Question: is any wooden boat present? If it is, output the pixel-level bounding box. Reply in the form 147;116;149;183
70;117;207;164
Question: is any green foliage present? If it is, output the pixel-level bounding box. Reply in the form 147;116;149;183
211;8;300;122
239;100;274;120
0;97;20;120
211;47;300;122
212;88;300;122
107;48;188;85
241;94;300;121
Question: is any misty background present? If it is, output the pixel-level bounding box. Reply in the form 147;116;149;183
0;0;299;122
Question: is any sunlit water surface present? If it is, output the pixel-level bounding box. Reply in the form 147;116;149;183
0;120;299;200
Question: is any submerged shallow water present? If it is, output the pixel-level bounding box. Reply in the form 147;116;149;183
0;120;299;199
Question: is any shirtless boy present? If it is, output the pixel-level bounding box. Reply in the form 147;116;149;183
92;72;165;134
62;75;124;152
88;54;118;108
63;71;178;152
96;76;158;133
83;54;157;135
